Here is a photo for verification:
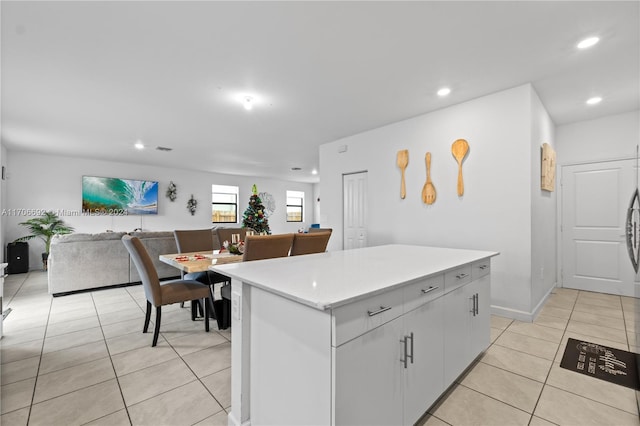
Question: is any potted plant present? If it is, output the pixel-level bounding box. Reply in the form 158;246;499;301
14;211;75;270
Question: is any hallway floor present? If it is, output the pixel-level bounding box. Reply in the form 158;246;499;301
1;272;639;425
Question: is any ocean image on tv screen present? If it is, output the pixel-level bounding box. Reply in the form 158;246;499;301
82;176;158;215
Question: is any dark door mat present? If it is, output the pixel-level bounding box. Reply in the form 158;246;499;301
560;338;640;390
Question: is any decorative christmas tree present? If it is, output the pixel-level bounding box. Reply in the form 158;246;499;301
242;184;271;234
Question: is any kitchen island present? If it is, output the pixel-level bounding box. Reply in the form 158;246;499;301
212;244;498;426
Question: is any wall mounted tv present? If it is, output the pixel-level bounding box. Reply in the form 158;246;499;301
82;176;159;215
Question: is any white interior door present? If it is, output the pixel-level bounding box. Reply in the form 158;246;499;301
343;172;367;250
561;159;638;296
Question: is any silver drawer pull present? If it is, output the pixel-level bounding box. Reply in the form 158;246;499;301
367;306;391;317
479;265;489;270
421;286;439;294
456;273;468;279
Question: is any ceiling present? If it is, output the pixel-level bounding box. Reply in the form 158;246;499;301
1;1;638;183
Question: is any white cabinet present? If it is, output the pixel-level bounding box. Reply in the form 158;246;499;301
443;262;491;385
402;297;444;425
335;297;444;426
335;316;404;426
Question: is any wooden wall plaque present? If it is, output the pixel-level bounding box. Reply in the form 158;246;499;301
541;143;556;192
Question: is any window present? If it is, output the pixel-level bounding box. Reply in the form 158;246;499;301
212;185;239;223
286;190;304;222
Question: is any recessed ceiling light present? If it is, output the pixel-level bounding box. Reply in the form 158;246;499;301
134;140;145;150
586;96;602;105
311;169;318;175
577;36;600;49
437;87;451;97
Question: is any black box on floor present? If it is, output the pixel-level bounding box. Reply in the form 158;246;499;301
7;242;29;274
213;299;230;330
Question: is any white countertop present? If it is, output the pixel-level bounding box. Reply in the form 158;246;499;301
212;244;498;310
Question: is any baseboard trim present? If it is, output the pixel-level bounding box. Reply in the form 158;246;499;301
52;281;142;297
51;275;181;297
490;283;556;322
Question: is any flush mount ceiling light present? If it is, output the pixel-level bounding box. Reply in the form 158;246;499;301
586;96;602;105
242;96;253;111
577;36;600;49
134;140;145;150
437;87;451;97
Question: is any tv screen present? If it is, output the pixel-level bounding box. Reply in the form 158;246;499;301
82;176;159;215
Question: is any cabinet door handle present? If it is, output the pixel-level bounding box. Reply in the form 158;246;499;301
479;264;489;270
367;306;391;317
469;296;475;315
408;332;414;364
475;293;479;315
456;273;468;279
421;285;439;295
400;336;408;369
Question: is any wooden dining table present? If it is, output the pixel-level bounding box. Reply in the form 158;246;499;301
159;251;243;274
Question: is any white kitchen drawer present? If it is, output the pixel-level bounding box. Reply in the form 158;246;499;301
471;259;491;280
403;274;444;313
444;264;472;292
332;286;404;347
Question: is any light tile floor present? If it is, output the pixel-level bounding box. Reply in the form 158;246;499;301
1;272;639;425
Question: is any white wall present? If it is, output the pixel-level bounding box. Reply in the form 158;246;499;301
529;87;557;314
556;110;639;164
0;146;5;265
320;84;539;316
4;151;315;269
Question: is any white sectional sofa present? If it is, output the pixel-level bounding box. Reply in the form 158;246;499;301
48;231;184;295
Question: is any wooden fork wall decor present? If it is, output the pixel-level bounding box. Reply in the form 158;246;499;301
396;149;409;199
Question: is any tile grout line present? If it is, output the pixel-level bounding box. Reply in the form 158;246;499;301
90;288;135;426
23;271;54;426
525;288;578;425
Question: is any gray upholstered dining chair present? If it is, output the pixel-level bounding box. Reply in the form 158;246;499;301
122;235;214;347
308;227;333;234
174;229;231;329
215;227;248;248
173;229;230;284
242;233;295;262
214;233;295;329
290;231;331;256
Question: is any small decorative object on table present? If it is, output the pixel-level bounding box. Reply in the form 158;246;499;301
187;195;197;215
222;239;245;255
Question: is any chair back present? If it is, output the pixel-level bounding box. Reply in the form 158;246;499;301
122;235;162;306
242;234;294;262
308;227;333;235
174;229;214;253
290;232;331;256
216;228;248;247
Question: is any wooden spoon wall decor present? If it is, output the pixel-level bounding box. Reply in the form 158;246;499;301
422;152;436;205
396;149;409;199
451;139;469;196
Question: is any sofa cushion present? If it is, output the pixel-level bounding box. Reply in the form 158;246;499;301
52;232;128;243
129;231;175;239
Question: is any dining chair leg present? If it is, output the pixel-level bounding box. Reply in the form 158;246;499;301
144;301;152;333
204;298;210;332
191;300;197;321
152;306;162;347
